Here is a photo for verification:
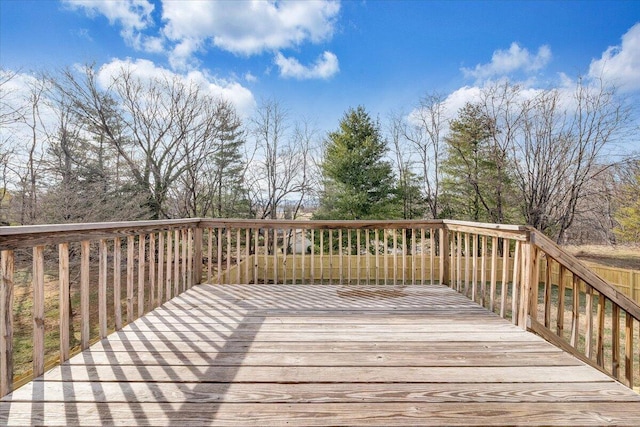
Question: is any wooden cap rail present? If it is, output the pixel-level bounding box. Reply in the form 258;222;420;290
1;218;639;397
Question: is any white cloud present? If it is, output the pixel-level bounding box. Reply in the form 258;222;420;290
161;0;340;58
462;43;552;81
589;23;640;92
97;58;256;117
275;51;339;80
62;0;156;49
244;72;258;83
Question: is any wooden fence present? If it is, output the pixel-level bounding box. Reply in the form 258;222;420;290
1;218;639;398
581;262;640;305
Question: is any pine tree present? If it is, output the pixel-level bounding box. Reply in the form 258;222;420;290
440;102;517;223
315;106;397;220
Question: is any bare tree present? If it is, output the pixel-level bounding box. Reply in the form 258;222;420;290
402;93;446;219
246;99;315;221
59;64;230;219
514;78;632;242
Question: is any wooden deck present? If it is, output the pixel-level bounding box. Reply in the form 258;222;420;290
1;284;639;426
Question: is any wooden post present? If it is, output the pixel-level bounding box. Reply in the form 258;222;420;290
193;226;204;286
527;245;539;325
58;243;70;363
1;250;15;397
518;241;531;328
33;245;45;378
439;227;449;287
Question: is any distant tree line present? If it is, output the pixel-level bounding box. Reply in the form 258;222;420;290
0;65;637;244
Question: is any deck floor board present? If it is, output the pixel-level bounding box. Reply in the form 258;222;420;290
2;284;640;426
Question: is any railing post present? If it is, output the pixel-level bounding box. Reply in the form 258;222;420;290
193;226;203;285
518;241;531;328
439;227;450;287
1;250;14;397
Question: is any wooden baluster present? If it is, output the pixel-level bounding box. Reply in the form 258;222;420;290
347;229;352;284
544;256;552;328
357;230;362;284
194;227;202;286
207;228;213;283
156;233;164;307
528;247;540;325
165;231;172;301
81;240;91;348
456;232;462;292
254;228;259;285
236;228;241;285
188;228;194;292
99;239;108;338
420;228;426;285
585;285;593;359
490;236;498;312
412;228;417;286
149;233;156;304
182;229;188;291
472;234;478;302
33;245;45;378
339;229;344;286
557;265;566;337
439;227;450;287
375;229;380;285
464;233;470;296
264;228;269;284
1;250;15;396
612;304;620;378
383;229;388;285
570;275;580;347
511;240;520;325
310;229;314;284
138;234;146;316
392;229;397;285
402;229;407;285
480;236;487;307
217;228;223;285
500;238;509;318
174;230;180;296
126;237;134;324
429;229;434;285
624;313;633;388
366;229;371;284
246;229;251;285
226;228;232;284
292;229;297;285
596;294;605;367
58;243;70;362
319;230;324;284
329;229;333;285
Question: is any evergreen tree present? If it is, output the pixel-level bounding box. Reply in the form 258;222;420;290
441;103;517;222
315;106;397;220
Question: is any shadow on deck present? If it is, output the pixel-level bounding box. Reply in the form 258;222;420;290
2;284;639;426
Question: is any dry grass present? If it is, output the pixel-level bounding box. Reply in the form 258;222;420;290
563;244;640;271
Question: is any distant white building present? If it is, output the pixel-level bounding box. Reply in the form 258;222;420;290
290;230;312;254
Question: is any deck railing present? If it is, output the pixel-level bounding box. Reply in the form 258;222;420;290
1;218;638;397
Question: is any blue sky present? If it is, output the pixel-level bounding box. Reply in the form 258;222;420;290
1;0;640;132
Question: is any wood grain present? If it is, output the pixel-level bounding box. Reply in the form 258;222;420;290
2;284;639;426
